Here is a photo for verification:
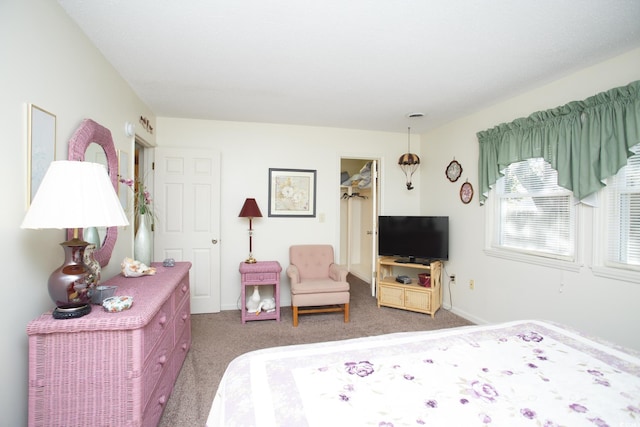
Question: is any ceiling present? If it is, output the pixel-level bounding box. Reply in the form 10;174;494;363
57;0;640;133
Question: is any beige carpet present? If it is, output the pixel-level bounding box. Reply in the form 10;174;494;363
158;275;473;426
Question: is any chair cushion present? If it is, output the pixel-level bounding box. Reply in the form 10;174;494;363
291;279;349;295
289;245;335;280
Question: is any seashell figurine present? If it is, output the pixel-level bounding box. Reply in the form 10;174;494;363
121;257;157;277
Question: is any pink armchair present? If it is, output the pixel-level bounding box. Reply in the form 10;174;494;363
287;245;350;327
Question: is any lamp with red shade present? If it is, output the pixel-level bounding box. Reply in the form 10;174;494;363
238;198;263;264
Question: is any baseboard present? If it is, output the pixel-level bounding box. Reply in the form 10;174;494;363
349;270;371;284
446;306;489;326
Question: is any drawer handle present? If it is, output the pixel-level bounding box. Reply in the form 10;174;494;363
182;284;188;293
182;313;188;321
158;355;167;365
158;314;167;325
158;395;166;405
181;343;188;351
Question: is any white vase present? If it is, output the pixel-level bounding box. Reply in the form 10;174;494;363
134;214;152;265
246;285;261;313
84;226;101;249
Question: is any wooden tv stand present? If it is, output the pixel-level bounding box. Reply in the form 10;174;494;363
376;257;442;317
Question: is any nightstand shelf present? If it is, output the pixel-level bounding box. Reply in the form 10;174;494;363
376;257;442;317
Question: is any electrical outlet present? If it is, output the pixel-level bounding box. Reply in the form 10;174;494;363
450;274;456;285
469;279;475;290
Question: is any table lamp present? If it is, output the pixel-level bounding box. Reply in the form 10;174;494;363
238;198;262;264
21;161;129;319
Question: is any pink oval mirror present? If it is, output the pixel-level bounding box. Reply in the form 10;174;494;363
66;119;120;267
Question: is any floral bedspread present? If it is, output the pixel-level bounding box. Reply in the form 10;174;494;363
206;320;640;427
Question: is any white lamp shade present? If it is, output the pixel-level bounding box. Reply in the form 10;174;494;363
21;161;129;229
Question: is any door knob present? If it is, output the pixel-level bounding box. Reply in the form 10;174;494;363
212;239;218;244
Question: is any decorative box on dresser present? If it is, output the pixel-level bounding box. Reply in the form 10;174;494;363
27;262;192;427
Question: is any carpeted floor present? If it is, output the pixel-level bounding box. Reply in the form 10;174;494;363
158;275;473;426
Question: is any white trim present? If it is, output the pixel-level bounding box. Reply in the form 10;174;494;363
483;248;582;272
591;265;640;284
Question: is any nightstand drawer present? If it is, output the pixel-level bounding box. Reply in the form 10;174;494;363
243;272;277;283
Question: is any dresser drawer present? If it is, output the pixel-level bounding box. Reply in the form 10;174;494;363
243;272;277;283
143;297;172;361
142;328;174;408
172;325;191;383
142;362;176;427
174;298;191;344
173;277;190;310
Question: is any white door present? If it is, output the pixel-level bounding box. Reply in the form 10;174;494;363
154;147;221;313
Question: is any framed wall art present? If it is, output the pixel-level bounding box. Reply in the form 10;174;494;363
460;180;474;204
446;159;462;182
27;104;56;206
268;168;317;217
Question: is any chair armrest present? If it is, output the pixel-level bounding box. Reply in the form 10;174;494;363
286;265;300;284
329;263;349;282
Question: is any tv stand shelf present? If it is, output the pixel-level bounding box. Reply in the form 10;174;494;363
376;257;442;317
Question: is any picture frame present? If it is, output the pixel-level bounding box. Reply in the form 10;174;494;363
118;150;130;210
460;180;474;204
268;168;317;217
27;104;56;206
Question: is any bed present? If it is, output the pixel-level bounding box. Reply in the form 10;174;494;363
206;320;640;426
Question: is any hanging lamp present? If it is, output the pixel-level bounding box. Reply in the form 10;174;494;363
398;115;422;190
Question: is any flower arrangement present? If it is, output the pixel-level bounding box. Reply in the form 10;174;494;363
119;176;155;222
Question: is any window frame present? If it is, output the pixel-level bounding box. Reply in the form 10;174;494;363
592;144;640;284
484;158;582;272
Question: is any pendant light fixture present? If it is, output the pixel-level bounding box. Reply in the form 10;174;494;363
398;113;423;190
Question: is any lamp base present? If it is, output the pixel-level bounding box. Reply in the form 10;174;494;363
52;304;91;320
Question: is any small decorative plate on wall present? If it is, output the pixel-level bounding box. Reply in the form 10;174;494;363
446;159;462;182
460;180;474;204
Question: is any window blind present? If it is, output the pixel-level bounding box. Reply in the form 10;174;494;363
496;158;574;259
606;145;640;268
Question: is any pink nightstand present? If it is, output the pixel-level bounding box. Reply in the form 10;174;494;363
239;261;281;323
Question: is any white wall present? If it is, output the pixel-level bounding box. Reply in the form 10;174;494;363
419;48;640;351
155;119;422;309
3;2;639;425
1;1;154;425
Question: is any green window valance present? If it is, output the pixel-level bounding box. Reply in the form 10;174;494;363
477;80;640;205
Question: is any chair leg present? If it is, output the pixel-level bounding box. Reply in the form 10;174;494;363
293;306;299;327
344;303;350;323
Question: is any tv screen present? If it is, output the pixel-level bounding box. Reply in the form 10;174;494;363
378;216;449;263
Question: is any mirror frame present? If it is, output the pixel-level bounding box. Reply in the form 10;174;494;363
67;119;120;267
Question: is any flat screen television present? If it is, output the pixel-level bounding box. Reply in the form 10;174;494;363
378;216;449;263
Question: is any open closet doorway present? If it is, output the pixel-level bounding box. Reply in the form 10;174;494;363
339;158;379;296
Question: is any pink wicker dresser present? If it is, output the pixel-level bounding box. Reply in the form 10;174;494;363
27;262;192;427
